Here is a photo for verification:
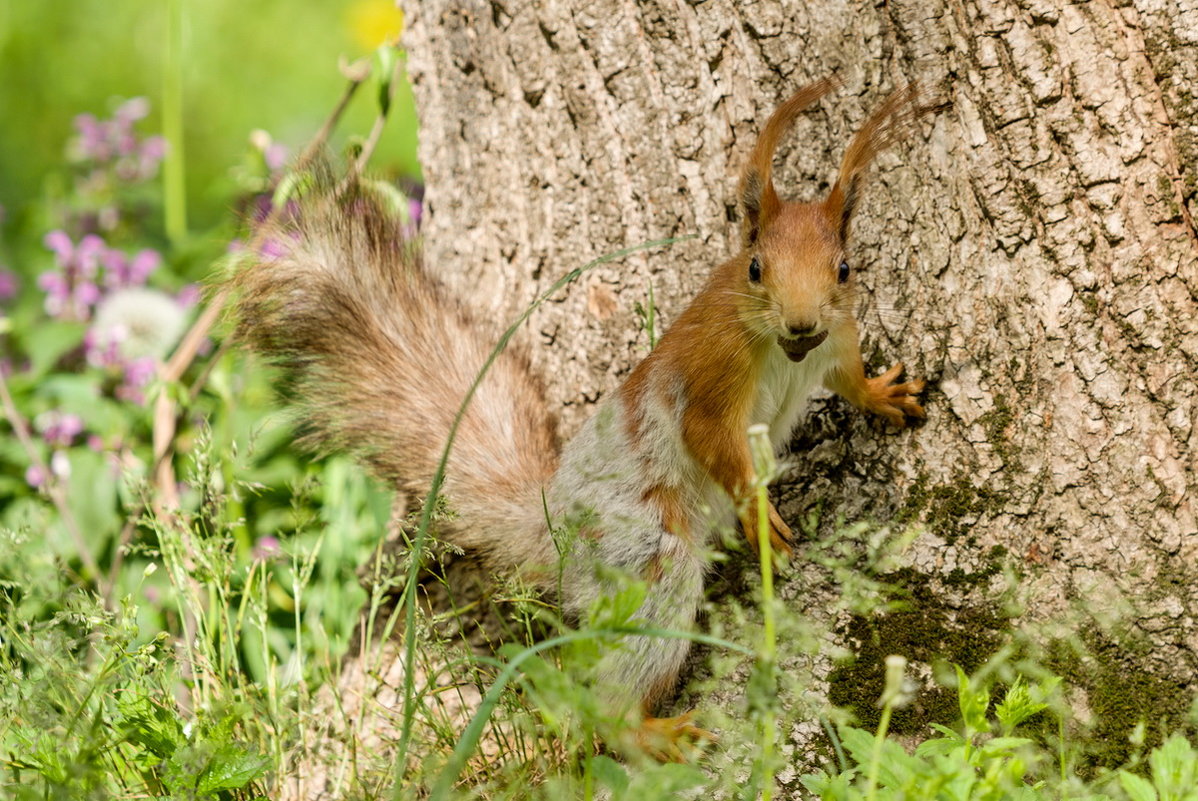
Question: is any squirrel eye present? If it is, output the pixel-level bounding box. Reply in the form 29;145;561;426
748;256;762;283
837;260;850;284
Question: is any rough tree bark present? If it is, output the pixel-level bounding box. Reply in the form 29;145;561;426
291;0;1198;796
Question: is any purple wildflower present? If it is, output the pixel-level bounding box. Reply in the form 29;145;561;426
115;356;158;404
264;143;288;172
252;536;283;561
38;271;74;319
70;98;163;184
259;238;289;259
44;230;73;262
176;284;201;308
84;324;126;368
138;136;167;175
127;249;160;285
0;269;19;302
73;113;111;162
41;231;163;320
25;464;47;489
75;280;101;308
36;411;85;448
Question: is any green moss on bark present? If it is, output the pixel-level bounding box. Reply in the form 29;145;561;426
827;567;1009;733
1043;630;1195;774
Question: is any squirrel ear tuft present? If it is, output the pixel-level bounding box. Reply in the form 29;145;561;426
826;83;942;242
738;77;839;249
739;169;770;246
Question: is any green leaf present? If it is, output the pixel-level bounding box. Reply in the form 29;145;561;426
117;693;184;758
590;755;629;794
915;736;964;758
995;676;1048;733
361;178;409;219
24;321;86;378
836;726;922;790
588;574;647;629
621;761;705;798
64;447;120;549
980;736;1035;754
376;44;396;115
271;169;312;210
955;664;990;735
1149;734;1198;798
837;726;876;766
1119;770;1158;801
799;769;856;800
196;744;271;793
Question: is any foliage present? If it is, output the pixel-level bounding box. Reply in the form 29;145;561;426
0;12;405;794
0;0;418;231
800;662;1198;801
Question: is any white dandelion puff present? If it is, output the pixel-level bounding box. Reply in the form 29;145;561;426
89;287;187;362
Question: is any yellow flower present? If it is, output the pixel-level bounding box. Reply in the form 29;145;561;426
348;0;404;49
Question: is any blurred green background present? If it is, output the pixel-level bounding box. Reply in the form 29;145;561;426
0;0;419;233
0;0;421;686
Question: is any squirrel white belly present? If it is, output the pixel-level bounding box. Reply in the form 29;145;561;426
230;76;931;752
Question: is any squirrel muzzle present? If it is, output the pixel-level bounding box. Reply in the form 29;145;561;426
777;331;828;363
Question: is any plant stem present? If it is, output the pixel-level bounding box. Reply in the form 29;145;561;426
865;701;894;801
350;47;404;178
757;482;776;801
163;0;187;245
748;422;778;801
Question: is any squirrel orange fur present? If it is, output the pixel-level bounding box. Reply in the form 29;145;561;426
230;78;930;755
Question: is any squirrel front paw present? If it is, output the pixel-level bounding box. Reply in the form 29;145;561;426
862;362;926;427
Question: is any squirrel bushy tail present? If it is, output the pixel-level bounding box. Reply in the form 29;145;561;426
231;185;561;573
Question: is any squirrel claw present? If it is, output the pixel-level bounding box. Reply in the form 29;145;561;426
864;363;926;427
740;501;793;559
768;502;793;552
633;711;717;763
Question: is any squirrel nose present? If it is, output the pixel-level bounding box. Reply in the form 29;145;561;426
787;321;819;337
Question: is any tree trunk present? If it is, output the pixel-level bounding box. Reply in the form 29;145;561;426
294;0;1198;794
403;0;1198;741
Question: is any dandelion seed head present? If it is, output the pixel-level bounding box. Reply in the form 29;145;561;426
90;287;187;362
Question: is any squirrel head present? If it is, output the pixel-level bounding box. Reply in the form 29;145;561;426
735;79;929;362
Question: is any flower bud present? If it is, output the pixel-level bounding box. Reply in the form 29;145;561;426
747;423;776;486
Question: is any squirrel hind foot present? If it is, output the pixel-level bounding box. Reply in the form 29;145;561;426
628;710;718;763
739;502;794;559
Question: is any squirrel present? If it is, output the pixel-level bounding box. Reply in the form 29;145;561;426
230;77;929;758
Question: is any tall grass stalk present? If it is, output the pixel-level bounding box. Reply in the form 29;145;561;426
749;423;778;801
163;0;187;244
390;235;694;793
865;655;906;801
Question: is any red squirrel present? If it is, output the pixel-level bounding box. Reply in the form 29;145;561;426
231;77;929;757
